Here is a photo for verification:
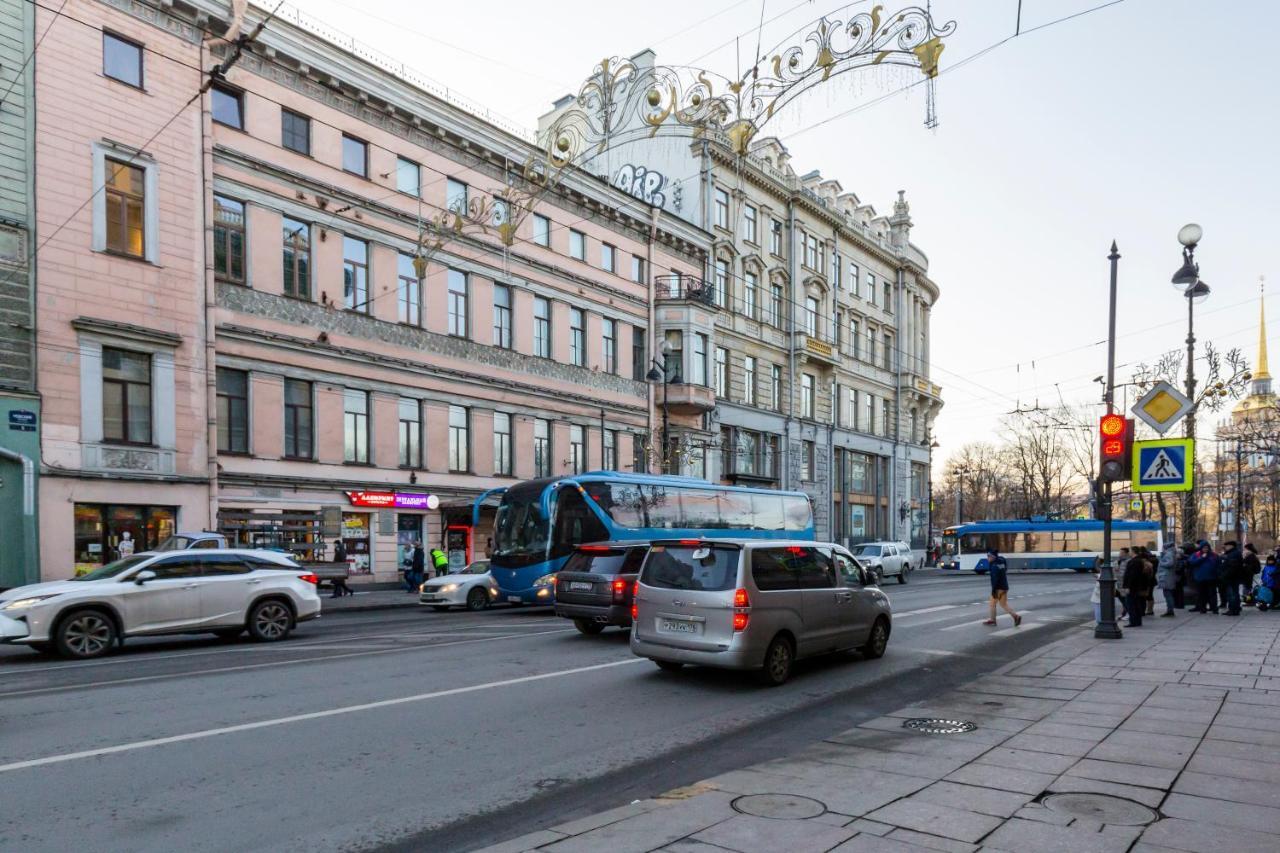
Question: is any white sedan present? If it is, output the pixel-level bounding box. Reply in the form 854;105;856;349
0;549;322;658
419;560;498;611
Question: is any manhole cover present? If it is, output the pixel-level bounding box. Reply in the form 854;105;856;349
732;794;826;820
901;718;977;735
1042;793;1157;826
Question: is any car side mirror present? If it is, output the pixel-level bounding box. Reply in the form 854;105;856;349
134;569;157;585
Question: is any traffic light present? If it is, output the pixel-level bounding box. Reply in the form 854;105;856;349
1099;414;1134;482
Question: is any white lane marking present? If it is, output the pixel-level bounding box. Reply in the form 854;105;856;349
0;629;575;699
991;621;1052;638
0;657;644;774
894;605;959;618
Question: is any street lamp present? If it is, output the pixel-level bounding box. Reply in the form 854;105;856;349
1172;223;1210;549
646;339;682;474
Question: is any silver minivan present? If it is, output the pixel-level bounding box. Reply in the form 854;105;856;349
630;539;892;686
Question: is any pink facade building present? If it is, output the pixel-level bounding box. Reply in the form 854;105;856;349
32;0;705;581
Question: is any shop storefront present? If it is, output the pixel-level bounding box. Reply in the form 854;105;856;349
344;490;441;578
396;514;423;574
74;503;176;574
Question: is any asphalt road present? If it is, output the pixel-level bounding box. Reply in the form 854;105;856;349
0;569;1099;853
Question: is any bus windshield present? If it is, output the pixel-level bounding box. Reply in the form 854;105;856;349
492;484;552;567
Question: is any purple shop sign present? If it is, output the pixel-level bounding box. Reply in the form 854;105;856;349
394;493;440;510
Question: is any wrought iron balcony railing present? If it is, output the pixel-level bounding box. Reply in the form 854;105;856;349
654;274;716;306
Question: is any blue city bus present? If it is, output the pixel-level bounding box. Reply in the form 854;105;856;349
483;472;816;604
940;519;1163;573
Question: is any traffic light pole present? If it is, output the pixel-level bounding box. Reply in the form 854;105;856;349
1096;241;1124;640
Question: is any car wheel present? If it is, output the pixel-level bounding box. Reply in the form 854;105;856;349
465;587;489;612
862;617;890;660
212;629;242;641
655;659;684;672
55;609;117;659
574;619;605;636
247;599;293;643
898;568;909;585
757;635;795;686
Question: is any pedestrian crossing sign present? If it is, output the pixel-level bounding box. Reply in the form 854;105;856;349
1132;438;1194;493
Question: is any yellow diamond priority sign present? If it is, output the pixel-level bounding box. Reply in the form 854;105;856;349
1131;381;1193;435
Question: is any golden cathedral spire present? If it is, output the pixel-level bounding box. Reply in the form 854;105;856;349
1257;276;1270;381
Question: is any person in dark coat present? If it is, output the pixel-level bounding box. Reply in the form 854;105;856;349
1156;542;1179;617
1242;543;1262;603
1123;550;1152;627
1189;541;1220;614
331;540;353;598
982;548;1022;628
1220;541;1243;616
407;541;426;592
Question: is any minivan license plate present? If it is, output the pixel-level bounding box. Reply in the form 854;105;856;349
660;618;700;635
569;581;592;591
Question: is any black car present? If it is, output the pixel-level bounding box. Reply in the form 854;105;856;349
553;542;650;635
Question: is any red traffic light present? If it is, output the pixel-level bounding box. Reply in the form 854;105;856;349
1100;414;1125;437
1098;415;1134;482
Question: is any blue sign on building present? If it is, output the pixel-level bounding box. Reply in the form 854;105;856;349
8;410;36;432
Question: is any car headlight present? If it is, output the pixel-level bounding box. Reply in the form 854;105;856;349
3;594;61;611
533;574;557;588
438;583;458;593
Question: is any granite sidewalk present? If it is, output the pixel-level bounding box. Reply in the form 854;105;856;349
477;609;1280;853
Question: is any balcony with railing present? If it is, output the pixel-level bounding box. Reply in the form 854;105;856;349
793;315;841;368
654;274;717;308
657;381;717;415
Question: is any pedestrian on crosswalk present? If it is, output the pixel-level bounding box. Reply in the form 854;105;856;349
983;548;1022;628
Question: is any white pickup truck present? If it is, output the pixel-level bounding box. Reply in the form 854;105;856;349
850;541;917;585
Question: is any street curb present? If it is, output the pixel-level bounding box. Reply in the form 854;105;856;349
320;600;425;615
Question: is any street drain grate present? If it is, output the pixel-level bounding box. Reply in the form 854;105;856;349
732;794;826;820
901;718;977;735
1042;793;1157;826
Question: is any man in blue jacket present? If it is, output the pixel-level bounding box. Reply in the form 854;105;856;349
982;548;1022;628
1189;540;1220;614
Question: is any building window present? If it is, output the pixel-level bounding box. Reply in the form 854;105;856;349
446;269;468;337
448;405;469;472
801;373;815;419
690;333;706;386
446;178;468;214
770;283;784;327
533;297;550;358
714;259;728;308
744;205;758;243
804;297;819;337
833;252;842;289
834;310;844;350
396;157;420;196
663;330;683;379
714;347;728;398
343;236;368;312
770;363;782;410
491;412;512;476
212;196;245;283
282;217;310;300
103;32;143;88
743;356;756;406
867;324;876;364
104;159;145;258
851;317;861;359
396;253;421;326
848;388;858;430
211;85;243;129
343;389;369;464
714;187;729;229
866;393;876;435
867;273;877;305
568;308;585;366
603;429;617;470
882;399;892;437
569;229;586;260
602;319;616;374
532;214;550;247
801;441;815;482
493;284;512;348
601;243;616;273
632;437;648;474
283;379;313;459
743;271;758;319
850;263;860;295
342;135;367;176
632;327;647;381
534;418;551;477
281;109;310;155
770;218;783;255
398;398;421;468
569;425;586;474
884;280;893;312
102;348;151;445
883;332;893;369
631;255;646;284
216;367;249;454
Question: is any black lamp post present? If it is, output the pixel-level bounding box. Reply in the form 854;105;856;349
1172;223;1209;552
646;342;682;474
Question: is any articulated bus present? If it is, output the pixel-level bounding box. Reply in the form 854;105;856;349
483;472;816;604
941;519;1163;573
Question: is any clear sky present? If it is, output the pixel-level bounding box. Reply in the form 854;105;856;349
293;0;1279;466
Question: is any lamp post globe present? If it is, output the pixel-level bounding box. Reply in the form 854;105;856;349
1177;223;1203;249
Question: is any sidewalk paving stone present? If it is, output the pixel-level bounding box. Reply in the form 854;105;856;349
846;819;895;836
539;792;737;853
883;828;978;852
981;817;1136;853
1172;769;1280;808
999;732;1099;758
813;746;970;780
1160;792;1280;833
863;799;1002;844
689;813;856;853
475;829;567;853
548;802;655;836
909;780;1032;818
1180;672;1257;689
943;762;1056;795
831;835;940;852
1139;817;1280;853
1021;720;1112;742
1063;757;1179;789
973;746;1079;775
1184;752;1280;783
1206;722;1280;746
1118;715;1209;737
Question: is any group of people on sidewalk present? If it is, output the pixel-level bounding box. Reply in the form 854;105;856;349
1093;539;1280;625
400;542;450;593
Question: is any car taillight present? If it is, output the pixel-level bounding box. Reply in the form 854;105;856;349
733;588;750;608
612;578;628;603
299;573;319;585
732;587;749;631
630;602;638;620
733;612;749;631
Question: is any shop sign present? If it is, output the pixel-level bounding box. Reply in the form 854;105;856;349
345;490;440;510
8;409;36;432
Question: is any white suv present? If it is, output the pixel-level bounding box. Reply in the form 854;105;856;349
0;550;322;658
850;541;917;585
